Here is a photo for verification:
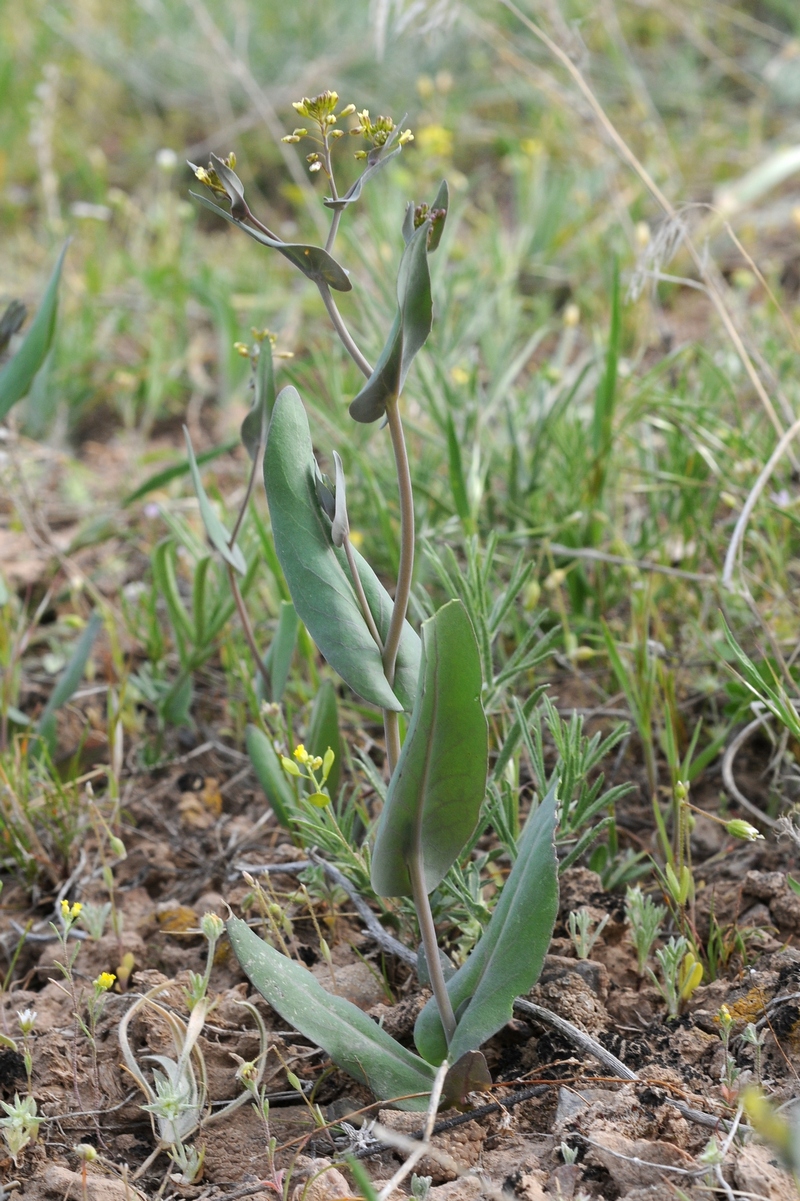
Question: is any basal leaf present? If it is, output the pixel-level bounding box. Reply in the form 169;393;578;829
370;600;488;898
264;387;420;712
350;184;448;424
414;781;558;1065
246;724;296;829
184;428;247;574
241;341;276;459
0;243;67;421
190;193;351;292
227;916;436;1110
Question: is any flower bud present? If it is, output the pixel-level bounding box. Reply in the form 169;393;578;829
201;912;225;942
725;819;764;842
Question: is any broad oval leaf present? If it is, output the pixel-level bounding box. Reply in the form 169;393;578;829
264;387;420;712
227;916;436;1111
370;600;488;898
190;192;351;291
0;243;67;421
184;428;247;574
414;781;558;1065
241;341;276;459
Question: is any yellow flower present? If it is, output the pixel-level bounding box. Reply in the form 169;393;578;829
60;899;83;920
293;744;310;765
94;972;116;992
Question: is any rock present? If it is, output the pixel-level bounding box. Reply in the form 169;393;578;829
290;1158;350;1201
744;871;785;900
770;888;800;934
545;1163;582;1198
538;954;609;1002
554;1087;588;1125
585;1130;695;1190
733;1143;798;1200
529;968;608;1034
376;1110;485;1183
33;1165;147;1201
558;867;604;915
668;1024;717;1066
310;960;387;1010
428;1179;484;1201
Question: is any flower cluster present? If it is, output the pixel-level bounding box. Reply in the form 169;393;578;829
280;743;336;807
282;91;355;173
350;110;413;160
282;93;412;174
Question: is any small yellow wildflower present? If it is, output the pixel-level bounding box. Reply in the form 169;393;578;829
60;900;83;920
94;972;116;992
293;744;311;765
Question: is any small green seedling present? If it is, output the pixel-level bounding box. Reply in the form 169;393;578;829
625;885;666;977
189;91;560;1111
567;908;609;959
650;935;703;1018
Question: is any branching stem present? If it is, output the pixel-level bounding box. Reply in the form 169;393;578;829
317;283;373;378
408;857;456;1046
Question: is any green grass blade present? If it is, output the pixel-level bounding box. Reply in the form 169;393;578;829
35;611;103;755
184;428;247;574
0;243;67;420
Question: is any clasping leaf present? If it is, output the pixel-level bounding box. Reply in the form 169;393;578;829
350;182;449;424
264;387;420;711
190;192;351;291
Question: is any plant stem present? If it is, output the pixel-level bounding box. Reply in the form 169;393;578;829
323;137;343;255
229;438;262;551
343;536;383;651
382;399;414;688
317;284;373;378
325;208;343;254
408;856;456;1046
227;564;272;695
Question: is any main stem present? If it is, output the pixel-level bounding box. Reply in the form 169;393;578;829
381;399;415;775
408;857;456;1047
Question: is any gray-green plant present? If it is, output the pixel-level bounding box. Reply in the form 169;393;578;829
625;885;666;977
740;1020;766;1086
650;935;703;1019
567;907;609;960
188;90;559;1111
0;1093;42;1164
118;978;267;1181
